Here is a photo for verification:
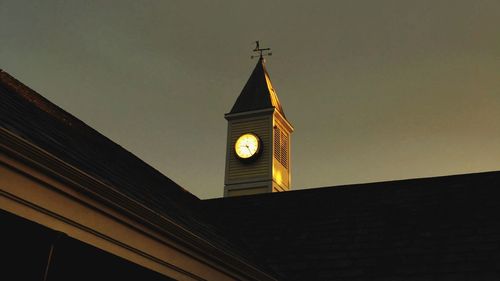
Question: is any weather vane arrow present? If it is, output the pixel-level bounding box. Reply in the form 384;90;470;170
251;40;272;59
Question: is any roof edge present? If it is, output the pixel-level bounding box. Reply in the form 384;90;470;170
303;170;500;191
225;107;275;120
204;170;500;201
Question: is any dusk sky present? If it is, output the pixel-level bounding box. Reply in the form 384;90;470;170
1;1;499;199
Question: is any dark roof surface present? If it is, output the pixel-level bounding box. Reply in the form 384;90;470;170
202;171;500;281
229;58;285;116
0;69;198;217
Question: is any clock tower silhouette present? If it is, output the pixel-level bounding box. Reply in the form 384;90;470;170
224;53;293;197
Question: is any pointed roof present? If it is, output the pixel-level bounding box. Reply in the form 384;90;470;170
229;58;285;117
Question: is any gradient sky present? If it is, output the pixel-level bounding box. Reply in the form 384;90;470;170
1;1;499;199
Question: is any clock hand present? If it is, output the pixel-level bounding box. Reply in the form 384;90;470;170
245;145;252;154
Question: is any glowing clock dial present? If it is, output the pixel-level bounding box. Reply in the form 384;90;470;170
235;133;261;159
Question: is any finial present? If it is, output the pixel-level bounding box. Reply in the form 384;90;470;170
251;40;272;59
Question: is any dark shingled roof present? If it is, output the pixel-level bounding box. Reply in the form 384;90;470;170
0;69;198;218
229;58;285;117
202;171;500;281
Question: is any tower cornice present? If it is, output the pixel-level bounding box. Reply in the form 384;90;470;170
273;108;294;133
224;108;274;121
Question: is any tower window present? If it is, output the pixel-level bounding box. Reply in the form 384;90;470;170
274;126;288;169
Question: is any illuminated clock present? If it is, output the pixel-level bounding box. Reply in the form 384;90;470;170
235;133;261;160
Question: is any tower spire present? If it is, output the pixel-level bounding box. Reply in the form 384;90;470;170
228;54;285;117
224;47;293;197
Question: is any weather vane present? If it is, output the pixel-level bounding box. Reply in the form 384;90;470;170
251;40;272;59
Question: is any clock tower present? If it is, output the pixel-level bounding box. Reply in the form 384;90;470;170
224;53;293;197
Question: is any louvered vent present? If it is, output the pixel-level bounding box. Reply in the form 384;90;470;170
274;127;289;169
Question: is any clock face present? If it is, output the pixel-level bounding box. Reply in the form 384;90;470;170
235;133;261;159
